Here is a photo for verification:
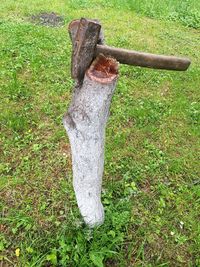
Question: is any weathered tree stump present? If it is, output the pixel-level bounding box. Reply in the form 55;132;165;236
63;55;118;227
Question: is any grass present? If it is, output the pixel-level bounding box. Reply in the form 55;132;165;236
99;0;200;29
0;1;200;266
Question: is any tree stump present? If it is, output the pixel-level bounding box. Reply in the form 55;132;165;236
63;55;119;227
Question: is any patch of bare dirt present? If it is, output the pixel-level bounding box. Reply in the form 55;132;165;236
31;12;64;27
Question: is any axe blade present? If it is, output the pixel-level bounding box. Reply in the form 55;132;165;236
69;18;101;82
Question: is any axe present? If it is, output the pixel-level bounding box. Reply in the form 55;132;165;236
68;18;191;83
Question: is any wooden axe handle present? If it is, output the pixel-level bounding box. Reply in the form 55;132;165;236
96;45;191;71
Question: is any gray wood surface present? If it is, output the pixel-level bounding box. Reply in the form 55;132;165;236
63;55;119;227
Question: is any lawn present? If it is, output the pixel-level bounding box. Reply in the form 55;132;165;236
0;1;200;266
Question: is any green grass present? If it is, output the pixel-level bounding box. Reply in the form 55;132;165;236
99;0;200;29
0;1;200;266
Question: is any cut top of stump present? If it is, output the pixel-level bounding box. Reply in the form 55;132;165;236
87;54;119;84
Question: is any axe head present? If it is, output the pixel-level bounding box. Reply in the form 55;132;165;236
68;18;102;83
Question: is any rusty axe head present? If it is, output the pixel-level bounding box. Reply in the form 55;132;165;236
68;18;103;83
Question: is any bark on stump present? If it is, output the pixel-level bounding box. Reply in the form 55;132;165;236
63;55;119;227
